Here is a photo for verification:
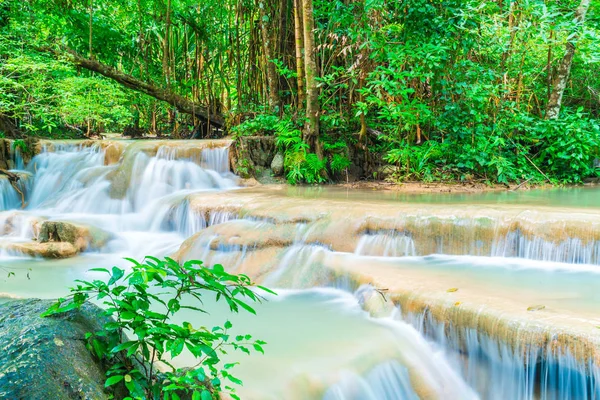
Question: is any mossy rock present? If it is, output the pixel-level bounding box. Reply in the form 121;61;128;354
39;221;112;252
0;299;126;400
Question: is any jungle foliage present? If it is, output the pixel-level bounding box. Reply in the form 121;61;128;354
0;0;599;183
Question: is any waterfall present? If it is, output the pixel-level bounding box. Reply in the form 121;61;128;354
355;232;416;257
13;146;24;170
2;139;599;400
0;178;21;210
322;361;419;400
25;143;111;211
354;223;600;265
403;308;600;400
0;140;237;258
201;147;230;173
492;232;600;265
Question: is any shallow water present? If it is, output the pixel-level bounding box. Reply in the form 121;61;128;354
283;185;600;208
1;140;599;399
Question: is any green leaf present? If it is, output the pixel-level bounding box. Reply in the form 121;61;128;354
201;390;212;400
105;375;124;387
89;268;110;274
233;298;256;315
108;267;124;285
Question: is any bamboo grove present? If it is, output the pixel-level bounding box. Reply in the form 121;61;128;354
0;0;599;183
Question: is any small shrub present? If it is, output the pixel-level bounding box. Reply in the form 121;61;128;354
12;139;29;155
42;257;273;400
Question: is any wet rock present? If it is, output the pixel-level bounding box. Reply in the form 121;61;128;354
347;163;364;181
233;136;276;169
102;142;125;165
271;153;285;176
0;211;45;237
3;241;79;258
0;139;11;169
0;298;124;400
39;221;112;252
375;165;399;179
238;177;261;187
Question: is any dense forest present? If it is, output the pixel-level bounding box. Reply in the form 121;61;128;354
0;0;599;184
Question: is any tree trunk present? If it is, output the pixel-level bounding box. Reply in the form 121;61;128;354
0;115;22;138
44;47;224;128
163;0;172;87
88;0;93;59
293;0;305;109
546;0;591;120
301;0;321;156
259;1;280;111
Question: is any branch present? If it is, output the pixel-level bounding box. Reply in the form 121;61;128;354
40;46;224;128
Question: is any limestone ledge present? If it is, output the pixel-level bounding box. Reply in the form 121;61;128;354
177;242;600;369
175;188;600;367
184;188;600;260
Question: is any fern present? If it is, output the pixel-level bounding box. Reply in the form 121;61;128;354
330;154;350;172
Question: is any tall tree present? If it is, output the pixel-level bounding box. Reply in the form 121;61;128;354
301;0;320;155
259;0;280;111
293;0;305;109
546;0;592;119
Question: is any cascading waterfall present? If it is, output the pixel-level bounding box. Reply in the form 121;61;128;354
491;231;600;265
13;146;24;170
0;178;21;210
1;141;238;258
355;220;600;265
402;307;600;400
2;139;599;400
355;231;416;257
322;361;419;400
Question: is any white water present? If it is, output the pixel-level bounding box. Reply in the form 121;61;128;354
2;140;599;399
0;141;473;399
171;287;476;400
0;142;237;258
404;307;600;400
354;227;600;265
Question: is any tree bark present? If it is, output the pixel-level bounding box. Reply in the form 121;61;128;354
293;0;305;109
88;0;93;59
546;0;591;119
163;0;172;87
44;47;224;128
301;0;321;156
259;1;281;111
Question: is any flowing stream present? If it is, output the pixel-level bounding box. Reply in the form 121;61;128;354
1;140;599;399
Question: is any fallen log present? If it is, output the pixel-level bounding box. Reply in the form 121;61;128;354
41;47;224;129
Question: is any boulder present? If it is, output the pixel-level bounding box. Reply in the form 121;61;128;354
270;153;285;176
2;241;79;258
375;164;399;180
0;299;124;400
39;221;112;252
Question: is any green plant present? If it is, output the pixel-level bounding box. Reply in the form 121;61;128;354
272;118;327;184
230;114;281;138
42;257;274;400
330;154;351;173
12;139;29;155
